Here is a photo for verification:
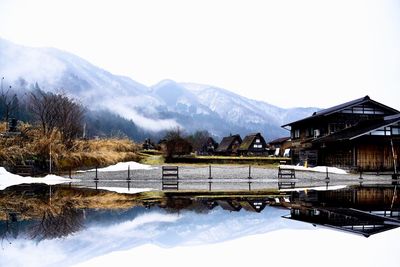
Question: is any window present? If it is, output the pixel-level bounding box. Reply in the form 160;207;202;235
306;127;314;137
253;144;262;148
392;127;400;135
255;138;260;143
293;129;300;139
372;127;391;136
314;129;320;138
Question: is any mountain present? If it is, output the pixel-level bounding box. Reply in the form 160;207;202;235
0;38;318;141
150;80;316;138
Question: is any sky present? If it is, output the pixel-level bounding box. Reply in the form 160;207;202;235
0;0;399;109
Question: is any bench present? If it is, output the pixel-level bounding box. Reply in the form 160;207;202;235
162;166;179;190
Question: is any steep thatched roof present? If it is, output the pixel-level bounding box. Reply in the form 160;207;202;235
238;133;266;151
215;134;242;152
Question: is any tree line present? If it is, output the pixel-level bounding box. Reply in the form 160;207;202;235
0;81;153;143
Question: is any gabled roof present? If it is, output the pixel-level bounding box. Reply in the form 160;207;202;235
215;134;242;152
238;133;265;150
268;136;290;145
313;114;400;143
282;96;400;127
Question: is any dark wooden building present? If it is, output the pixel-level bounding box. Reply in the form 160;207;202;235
198;137;219;155
238;132;268;156
268;136;291;157
215;134;242;155
160;137;193;158
282;96;400;171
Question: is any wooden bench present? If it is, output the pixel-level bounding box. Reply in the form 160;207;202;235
278;166;296;179
162;166;179;190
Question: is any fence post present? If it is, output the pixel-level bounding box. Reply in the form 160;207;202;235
325;167;329;180
127;165;131;181
95;166;98;181
209;165;212;179
248;165;252;179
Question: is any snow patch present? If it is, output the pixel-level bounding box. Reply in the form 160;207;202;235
78;161;156;173
279;165;348;174
280;185;348;192
97;187;156;194
0;167;80;190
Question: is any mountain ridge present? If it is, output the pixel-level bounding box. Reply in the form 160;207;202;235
0;37;319;140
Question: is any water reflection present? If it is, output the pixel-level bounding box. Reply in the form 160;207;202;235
285;184;400;237
1;182;400;242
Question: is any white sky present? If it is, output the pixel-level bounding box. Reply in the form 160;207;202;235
0;0;399;109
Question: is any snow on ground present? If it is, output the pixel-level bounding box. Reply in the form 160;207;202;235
0;167;80;190
279;165;348;174
280;185;348;192
96;187;156;194
77;161;155;172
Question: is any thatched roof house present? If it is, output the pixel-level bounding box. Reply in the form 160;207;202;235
215;134;242;155
238;133;267;155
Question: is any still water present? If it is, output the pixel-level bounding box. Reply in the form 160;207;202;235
1;182;400;267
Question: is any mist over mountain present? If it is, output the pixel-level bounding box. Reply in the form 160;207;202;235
0;38;318;141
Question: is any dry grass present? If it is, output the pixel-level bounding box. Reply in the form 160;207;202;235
0;186;142;221
0;122;141;171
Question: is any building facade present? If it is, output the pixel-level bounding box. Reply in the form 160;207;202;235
282;96;400;171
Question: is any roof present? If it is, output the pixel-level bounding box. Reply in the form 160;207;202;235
285;207;399;237
282;96;400;127
313;113;400;143
238;133;265;150
268;136;290;145
215;134;242;152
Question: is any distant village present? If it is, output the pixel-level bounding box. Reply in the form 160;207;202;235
145;95;400;172
1;95;399;173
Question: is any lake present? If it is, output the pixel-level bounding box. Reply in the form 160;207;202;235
1;167;400;267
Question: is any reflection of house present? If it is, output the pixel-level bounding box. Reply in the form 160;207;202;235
216;200;242;211
285;207;399;237
240;200;267;213
238;133;268;156
215;134;242;155
285;185;400;237
198;137;219;155
282;96;400;170
268;137;291;157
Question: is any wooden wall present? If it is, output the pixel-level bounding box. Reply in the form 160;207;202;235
357;140;400;171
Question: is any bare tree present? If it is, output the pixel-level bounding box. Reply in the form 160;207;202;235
0;84;19;127
29;89;84;146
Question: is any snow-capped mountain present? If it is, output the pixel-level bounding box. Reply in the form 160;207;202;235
0;38;318;140
150;80;316;138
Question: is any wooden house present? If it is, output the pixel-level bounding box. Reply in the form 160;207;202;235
238;133;268;156
160;137;193;158
282;96;400;171
198;137;219;155
215;134;242;155
268;136;291;157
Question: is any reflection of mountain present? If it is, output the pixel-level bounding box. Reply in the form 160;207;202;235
0;38;318;140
